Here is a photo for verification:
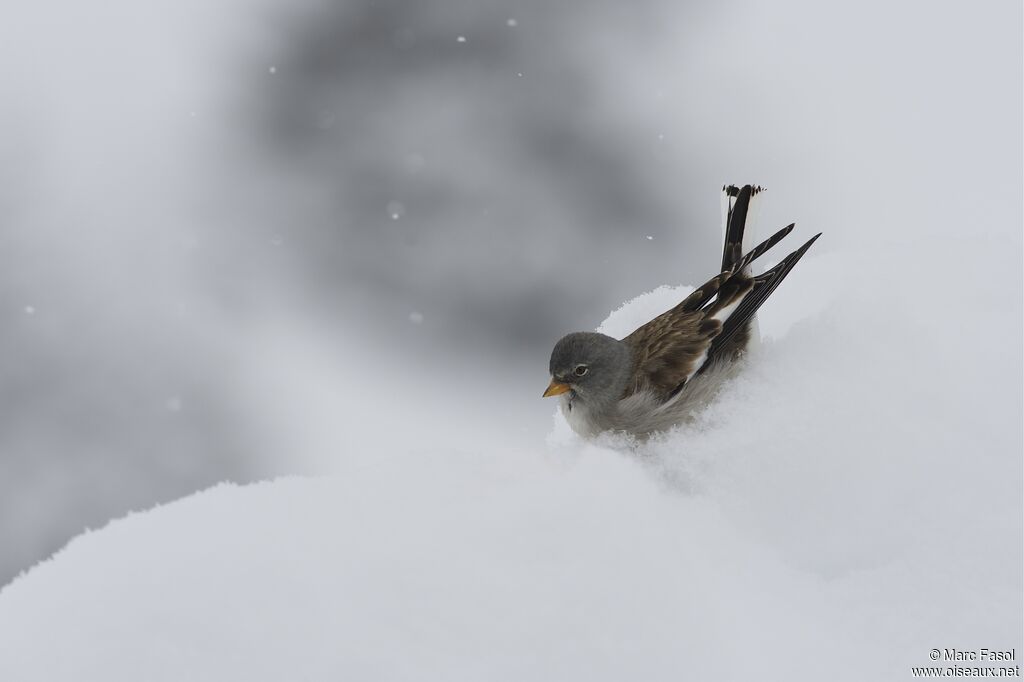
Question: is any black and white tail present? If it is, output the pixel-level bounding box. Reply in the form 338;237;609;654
721;184;765;274
704;184;820;365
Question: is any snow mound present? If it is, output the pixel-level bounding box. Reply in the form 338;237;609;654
0;230;1020;680
597;284;695;338
0;455;859;681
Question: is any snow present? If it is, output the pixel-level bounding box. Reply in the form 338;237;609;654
0;212;1019;679
598;284;693;338
0;2;1019;674
0;459;856;681
387;200;405;220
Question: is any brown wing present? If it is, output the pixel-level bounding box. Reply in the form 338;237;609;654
621;224;819;402
621;268;751;401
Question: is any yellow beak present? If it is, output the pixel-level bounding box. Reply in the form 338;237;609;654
542;378;571;397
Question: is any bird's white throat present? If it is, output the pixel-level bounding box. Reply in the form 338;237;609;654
559;392;604;439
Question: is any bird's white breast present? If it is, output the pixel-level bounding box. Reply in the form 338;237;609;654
559;394;603;439
559;359;741;439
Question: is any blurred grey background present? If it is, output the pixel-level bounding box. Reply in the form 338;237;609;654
1;0;1020;585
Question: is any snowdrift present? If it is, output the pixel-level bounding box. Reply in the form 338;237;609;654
0;228;1020;680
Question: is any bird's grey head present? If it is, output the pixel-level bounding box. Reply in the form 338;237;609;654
543;332;632;406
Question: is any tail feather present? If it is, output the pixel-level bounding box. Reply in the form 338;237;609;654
721;184;764;272
706;232;822;362
730;223;796;275
672;218;792;316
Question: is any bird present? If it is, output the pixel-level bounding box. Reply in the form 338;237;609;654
543;184;820;439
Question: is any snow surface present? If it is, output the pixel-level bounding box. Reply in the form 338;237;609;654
0;217;1020;679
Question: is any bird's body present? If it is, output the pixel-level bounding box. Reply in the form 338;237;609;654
544;185;819;440
558;348;738;439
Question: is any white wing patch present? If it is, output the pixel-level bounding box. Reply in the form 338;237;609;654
681;348;709;389
711;296;743;324
683;289;744;386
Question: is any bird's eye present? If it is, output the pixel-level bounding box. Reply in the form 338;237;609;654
573;365;589;377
